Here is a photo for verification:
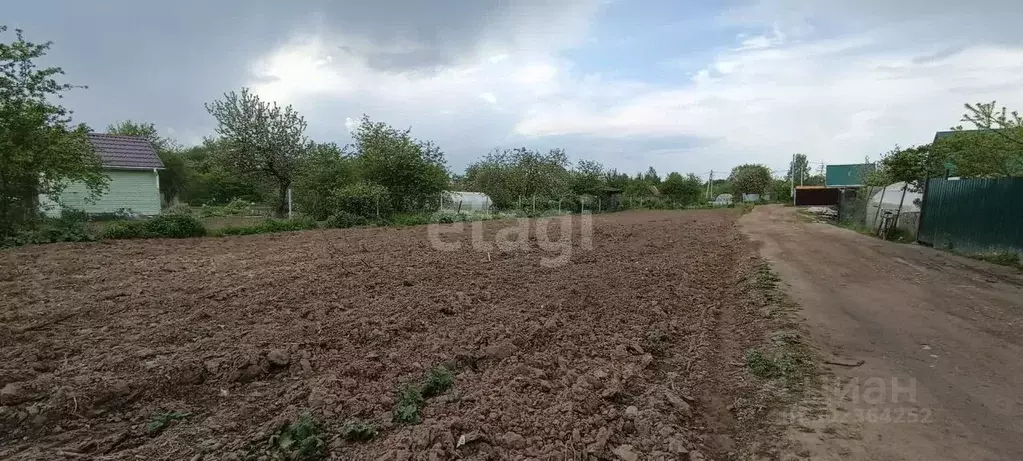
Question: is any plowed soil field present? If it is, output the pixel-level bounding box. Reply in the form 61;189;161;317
0;210;776;460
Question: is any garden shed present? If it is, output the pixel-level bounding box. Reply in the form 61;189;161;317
42;134;164;217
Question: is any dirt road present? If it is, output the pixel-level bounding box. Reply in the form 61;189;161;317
741;205;1023;461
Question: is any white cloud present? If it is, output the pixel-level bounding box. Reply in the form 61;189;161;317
344;117;358;133
244;0;1023;174
479;92;498;104
514;9;1023;168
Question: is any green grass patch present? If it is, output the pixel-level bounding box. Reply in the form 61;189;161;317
268;413;325;460
145;411;191;435
393;384;425;425
645;330;671;356
392;365;457;425
213;217;318;236
420;366;454;398
968;251;1022;269
340;420;378;442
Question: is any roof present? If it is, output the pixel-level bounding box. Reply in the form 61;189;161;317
933;130;959;142
933;128;1013;143
87;133;164;169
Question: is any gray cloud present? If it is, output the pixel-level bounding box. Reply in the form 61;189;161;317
6;0;596;148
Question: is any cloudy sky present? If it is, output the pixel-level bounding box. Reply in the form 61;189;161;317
9;0;1023;177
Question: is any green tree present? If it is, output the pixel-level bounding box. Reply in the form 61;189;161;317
874;144;947;190
660;172;703;205
106;120;177;151
603;169;629;190
464;147;571;208
729;164;772;196
786;153;812;185
205;88;308;216
178;139;267;205
643;166;661;185
349;116;449;212
292;142;358;220
0;26;106;238
770;179;791;203
961;101;1023;146
571;159;606;196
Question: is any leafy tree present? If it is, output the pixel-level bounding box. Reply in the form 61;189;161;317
107;120;185;204
643;166;661;185
0;26;106;238
348;116;448;212
603;169;629;190
786;153;812;184
660;172;703;205
961;101;1023;146
464;147;571;208
205;88;308;216
178;140;266;205
107;120;177;151
330;180;390;219
291;142;357;220
770;179;792;203
803;174;825;186
729;164;772;196
571;159;606;196
874;144;947;191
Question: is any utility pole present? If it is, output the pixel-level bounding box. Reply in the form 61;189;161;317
706;170;714;200
790;154;795;204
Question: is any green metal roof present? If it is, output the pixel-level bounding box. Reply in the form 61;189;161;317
825;163;874;187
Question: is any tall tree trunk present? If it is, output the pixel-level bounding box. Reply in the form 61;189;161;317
276;182;290;218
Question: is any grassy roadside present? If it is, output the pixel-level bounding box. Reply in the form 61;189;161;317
732;262;820;459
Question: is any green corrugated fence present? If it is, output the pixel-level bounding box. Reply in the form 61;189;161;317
918;178;1023;255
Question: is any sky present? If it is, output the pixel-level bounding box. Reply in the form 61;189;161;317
8;0;1023;178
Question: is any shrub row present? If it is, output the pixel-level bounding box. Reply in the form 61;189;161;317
212;216;319;236
1;210;94;248
102;215;208;239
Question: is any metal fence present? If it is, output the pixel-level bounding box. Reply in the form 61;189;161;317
918;177;1023;255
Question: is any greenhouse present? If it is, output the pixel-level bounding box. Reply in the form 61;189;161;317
440;191;492;211
864;182;922;235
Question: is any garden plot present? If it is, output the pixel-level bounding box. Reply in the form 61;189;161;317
0;210;779;460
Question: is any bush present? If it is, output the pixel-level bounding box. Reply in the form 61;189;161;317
102;215;207;239
384;213;428;226
163;204;193;216
1;209;95;247
223;198;254;215
89;207;140;221
214;217;318;236
330;181;390;219
325;211;367;229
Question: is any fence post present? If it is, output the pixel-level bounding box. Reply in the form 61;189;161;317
532;194;536;213
287;188;292;219
872;185;887;231
915;176;930;243
457;200;462;213
891;184;908;239
598;198;602;213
